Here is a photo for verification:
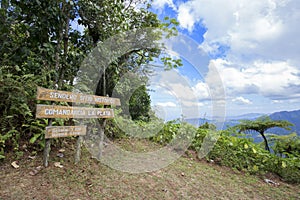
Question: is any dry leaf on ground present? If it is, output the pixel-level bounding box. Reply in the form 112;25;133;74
11;161;19;169
54;162;63;168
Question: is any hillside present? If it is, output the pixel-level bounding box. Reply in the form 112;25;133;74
210;110;299;136
185;110;300;144
1;138;299;200
269;110;300;135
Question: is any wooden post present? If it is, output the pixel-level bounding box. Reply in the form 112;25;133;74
43;139;51;167
75;119;83;164
75;135;83;164
43;119;52;167
98;74;106;159
97;95;109;160
36;87;120;165
97;121;106;159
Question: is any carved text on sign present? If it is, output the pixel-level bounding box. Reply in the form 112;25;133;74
45;126;87;138
37;87;121;106
36;105;114;119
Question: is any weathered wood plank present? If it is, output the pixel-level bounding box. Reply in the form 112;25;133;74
36;104;114;119
45;126;87;138
36;87;121;106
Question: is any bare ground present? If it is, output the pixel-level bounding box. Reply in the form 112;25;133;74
1;138;299;200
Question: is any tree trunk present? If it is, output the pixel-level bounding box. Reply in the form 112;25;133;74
98;67;107;159
54;29;62;88
97;121;106;159
260;131;270;152
58;1;70;89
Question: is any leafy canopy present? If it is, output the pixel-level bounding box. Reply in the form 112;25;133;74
235;116;293;152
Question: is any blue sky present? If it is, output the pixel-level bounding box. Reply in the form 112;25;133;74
72;1;300;121
147;0;300;120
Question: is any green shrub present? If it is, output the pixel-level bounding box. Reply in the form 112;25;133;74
150;121;181;144
192;129;300;183
0;66;55;158
271;133;300;158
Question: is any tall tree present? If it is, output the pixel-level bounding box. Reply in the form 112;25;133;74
235;116;293;152
77;0;181;119
0;0;181;158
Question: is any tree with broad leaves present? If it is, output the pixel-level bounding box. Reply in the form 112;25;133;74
0;0;182;159
234;116;293;152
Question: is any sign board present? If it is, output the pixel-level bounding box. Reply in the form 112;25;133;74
45;126;87;138
37;87;121;106
36;104;114;119
36;86;121;166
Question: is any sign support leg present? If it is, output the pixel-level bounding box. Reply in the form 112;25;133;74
36;86;120;165
43;139;51;167
43;118;53;167
97;120;106;159
75;135;83;164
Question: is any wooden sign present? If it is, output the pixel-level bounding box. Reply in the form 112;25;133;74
37;87;121;106
36;104;114;119
36;86;121;166
45;126;87;138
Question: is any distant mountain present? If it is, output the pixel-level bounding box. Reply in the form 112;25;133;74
223;113;265;131
227;113;265;120
185;110;300;137
184;110;299;145
268;110;300;135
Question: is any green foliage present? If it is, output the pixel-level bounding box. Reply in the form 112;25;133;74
105;119;126;139
198;130;300;183
0;129;16;159
150;121;300;183
109;110;164;139
271;133;300;158
150;121;181;144
25;119;49;149
237;116;293;134
274;156;300;183
0;0;181;159
0;65;63;158
198;122;217;130
203;131;273;172
234;116;293;152
129;85;151;121
0;66;36;158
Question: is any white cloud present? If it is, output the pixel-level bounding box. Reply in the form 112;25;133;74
209;58;300;99
156;102;177;107
232;96;252;105
192;82;210;100
176;0;300;65
150;0;300;115
204;61;226;101
177;3;196;32
272;100;283;104
155;70;199;102
182;100;205;107
152;0;177;10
